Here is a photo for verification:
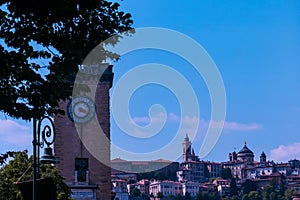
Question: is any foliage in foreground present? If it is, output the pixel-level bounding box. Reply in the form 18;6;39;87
0;150;71;200
0;0;133;120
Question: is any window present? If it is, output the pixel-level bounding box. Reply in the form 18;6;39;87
75;158;89;182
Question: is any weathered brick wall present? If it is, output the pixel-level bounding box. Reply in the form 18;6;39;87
54;81;112;200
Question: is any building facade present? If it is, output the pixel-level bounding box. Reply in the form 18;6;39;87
181;181;200;197
54;65;113;200
222;141;255;180
177;135;207;183
112;179;129;200
205;161;222;179
149;180;183;197
111;158;179;175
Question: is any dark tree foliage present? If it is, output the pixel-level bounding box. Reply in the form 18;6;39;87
0;0;133;120
0;150;71;200
279;173;287;195
131;187;141;197
242;179;257;195
137;169;177;181
230;177;238;196
155;171;167;181
157;191;164;198
0;150;15;165
221;167;233;180
285;188;295;200
184;192;191;200
247;191;261;200
195;192;221;200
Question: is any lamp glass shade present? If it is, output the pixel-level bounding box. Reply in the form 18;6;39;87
40;147;58;164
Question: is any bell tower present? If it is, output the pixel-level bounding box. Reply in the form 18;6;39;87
182;134;192;162
260;152;267;163
54;65;113;200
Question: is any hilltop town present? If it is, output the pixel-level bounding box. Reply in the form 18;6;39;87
111;135;300;200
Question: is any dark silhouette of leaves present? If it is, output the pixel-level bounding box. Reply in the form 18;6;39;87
0;0;133;120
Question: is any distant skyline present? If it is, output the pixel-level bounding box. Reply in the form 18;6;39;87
1;1;300;163
109;0;300;162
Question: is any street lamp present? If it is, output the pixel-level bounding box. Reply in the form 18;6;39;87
32;116;58;200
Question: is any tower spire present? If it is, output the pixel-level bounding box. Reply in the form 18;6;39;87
185;133;189;141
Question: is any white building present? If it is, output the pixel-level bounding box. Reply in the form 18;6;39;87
205;161;222;179
149;180;183;197
112;179;129;200
181;181;200;197
149;180;201;197
213;179;230;197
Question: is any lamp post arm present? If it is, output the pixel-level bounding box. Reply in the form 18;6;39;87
32;118;37;200
32;116;57;200
38;116;56;147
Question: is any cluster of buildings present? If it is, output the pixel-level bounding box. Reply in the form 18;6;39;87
111;135;300;199
112;175;202;198
51;64;299;200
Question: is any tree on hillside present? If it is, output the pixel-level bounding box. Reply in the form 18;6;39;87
184;192;191;200
155;171;167;181
230;177;238;196
0;150;71;200
221;168;233;180
195;192;221;200
0;0;133;120
261;181;287;200
131;187;141;198
284;188;295;200
248;191;262;200
157;192;164;198
241;179;256;195
242;194;249;200
279;173;286;195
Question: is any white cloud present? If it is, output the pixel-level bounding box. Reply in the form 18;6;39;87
129;112;262;138
210;121;262;131
132;116;151;124
126;112;198;138
132;112;166;124
168;113;262;132
168;113;180;122
269;143;300;162
125;112;168;138
0;119;32;147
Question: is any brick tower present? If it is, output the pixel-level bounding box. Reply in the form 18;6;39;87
54;65;113;200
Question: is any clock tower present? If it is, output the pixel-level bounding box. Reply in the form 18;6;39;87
54;65;113;200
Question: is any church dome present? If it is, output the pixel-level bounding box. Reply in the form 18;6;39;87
237;141;254;162
238;145;253;155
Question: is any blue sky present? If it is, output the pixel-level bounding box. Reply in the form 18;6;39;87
1;0;300;163
111;0;300;162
